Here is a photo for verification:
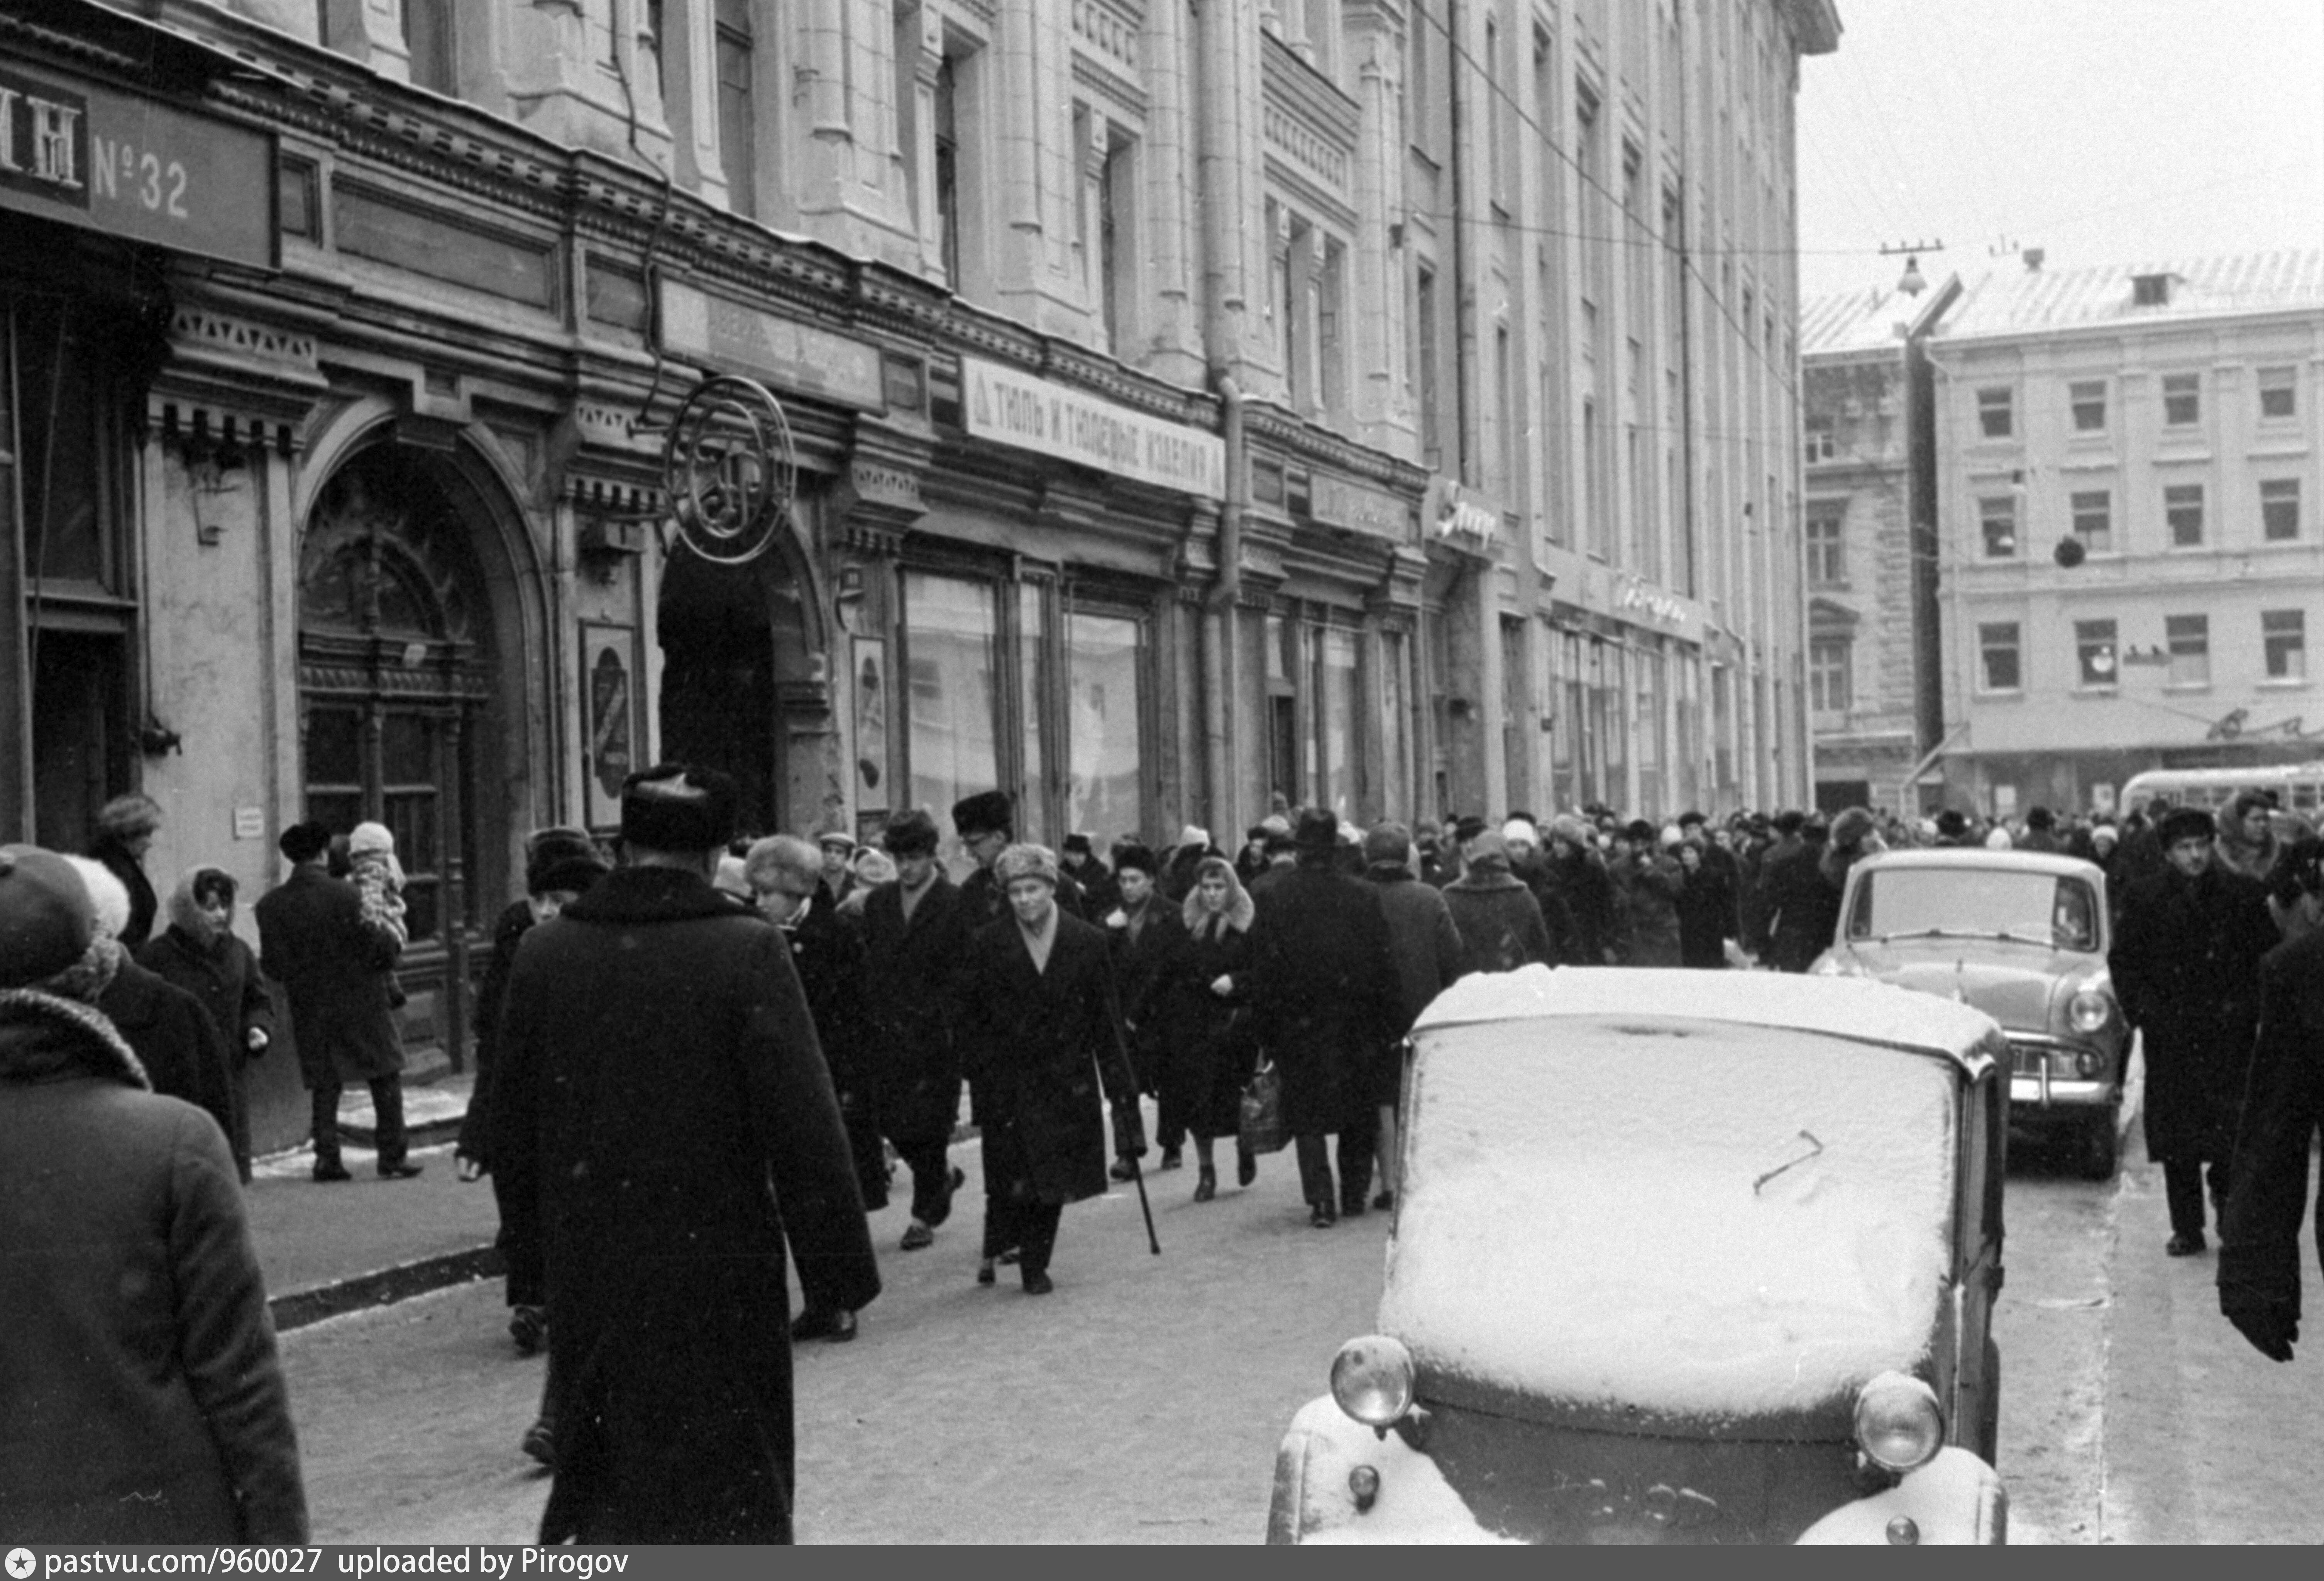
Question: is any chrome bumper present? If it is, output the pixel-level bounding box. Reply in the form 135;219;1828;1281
2007;1037;2117;1112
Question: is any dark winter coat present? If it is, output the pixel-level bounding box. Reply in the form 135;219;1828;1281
0;988;306;1541
1542;845;1617;963
1107;895;1185;1090
1508;852;1584;965
1760;838;1840;973
1142;897;1257;1143
1443;860;1556;978
859;873;974;1151
493;864;879;1545
783;888;885;1210
2110;863;2278;1164
457;898;537;1172
138;915;273;1178
1246;859;1403;1136
252;864;404;1086
1365;864;1465;1034
89;833;158;951
2217;924;2324;1335
957;910;1139;1205
1610;851;1685;967
1062;857;1121;920
1740;834;1798;956
1674;861;1737;968
99;956;237;1171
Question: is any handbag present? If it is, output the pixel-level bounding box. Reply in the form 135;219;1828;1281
1239;1057;1290;1155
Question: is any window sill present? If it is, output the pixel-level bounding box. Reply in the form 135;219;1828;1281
2073;685;2121;697
2258;677;2313;691
2162;682;2213;695
1975;689;2026;701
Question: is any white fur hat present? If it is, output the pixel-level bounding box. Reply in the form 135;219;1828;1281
63;854;132;944
349;820;396;857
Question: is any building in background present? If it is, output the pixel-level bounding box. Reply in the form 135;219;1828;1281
3;0;1829;1134
1926;251;2324;819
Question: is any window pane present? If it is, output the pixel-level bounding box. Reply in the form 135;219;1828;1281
904;572;1000;871
1980;497;2017;558
1381;630;1410;825
1979;623;2021;691
2069;381;2107;432
2262;480;2301;542
2075;620;2118;687
1977;388;2013;438
2165;484;2204;547
1320;625;1360;820
2166;614;2209;686
2258;368;2297;420
17;308;114;588
1807;509;1845;583
381;712;433;784
2162;373;2200;426
2070;490;2111;552
307;706;363;787
2264;610;2307;681
1067;610;1145;845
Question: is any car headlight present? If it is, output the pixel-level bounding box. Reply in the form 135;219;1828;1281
1330;1334;1416;1430
1853;1371;1943;1472
2067;986;2112;1034
1811;953;1862;978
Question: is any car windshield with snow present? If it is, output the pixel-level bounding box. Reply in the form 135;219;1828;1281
1812;849;2126;1181
1266;967;2011;1546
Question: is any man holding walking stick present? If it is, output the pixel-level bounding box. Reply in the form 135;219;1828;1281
956;843;1150;1292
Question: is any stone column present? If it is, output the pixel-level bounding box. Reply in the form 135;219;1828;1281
1346;15;1409;445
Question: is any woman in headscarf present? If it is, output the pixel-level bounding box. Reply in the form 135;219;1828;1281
1139;854;1260;1201
137;868;274;1183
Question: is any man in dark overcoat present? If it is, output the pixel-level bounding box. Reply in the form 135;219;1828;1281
957;842;1144;1293
253;820;413;1181
2110;805;2280;1257
492;765;878;1545
2217;839;2324;1363
1105;842;1183;1171
1247;808;1403;1227
858;808;973;1252
1759;814;1835;973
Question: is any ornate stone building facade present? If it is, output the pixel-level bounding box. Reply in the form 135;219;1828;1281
3;0;1827;1128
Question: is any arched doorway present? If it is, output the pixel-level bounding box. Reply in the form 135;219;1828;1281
296;442;508;1062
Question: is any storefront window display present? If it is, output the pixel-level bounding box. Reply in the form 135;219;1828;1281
1380;628;1412;827
1066;608;1146;847
1318;625;1360;820
903;570;1001;871
1018;581;1052;848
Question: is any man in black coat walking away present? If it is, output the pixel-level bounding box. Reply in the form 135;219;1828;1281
254;820;415;1181
956;843;1144;1293
2217;839;2324;1362
2111;805;2280;1258
858;810;973;1252
493;765;878;1544
1247;809;1404;1227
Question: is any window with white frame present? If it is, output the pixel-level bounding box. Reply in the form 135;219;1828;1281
1979;496;2018;558
2070;489;2112;553
2162;372;2201;427
1979;622;2023;692
2258;366;2298;422
2263;609;2307;681
1977;387;2014;439
1809;637;1852;713
2165;483;2205;547
1804;416;1836;464
2075;619;2119;688
1806;507;1845;585
2069;379;2107;432
2166;613;2210;687
2261;479;2302;542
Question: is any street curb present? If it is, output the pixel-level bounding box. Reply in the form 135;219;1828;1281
269;1244;504;1334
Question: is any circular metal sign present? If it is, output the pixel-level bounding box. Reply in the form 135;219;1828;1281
661;374;796;566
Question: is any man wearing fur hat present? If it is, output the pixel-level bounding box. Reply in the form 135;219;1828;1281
255;820;415;1181
1;845;309;1540
859;808;975;1252
955;843;1144;1293
2112;805;2281;1258
953;790;1084;930
1060;832;1120;919
493;765;878;1542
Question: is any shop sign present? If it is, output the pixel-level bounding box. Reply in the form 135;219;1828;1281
1428;479;1502;550
659;280;887;412
1615;575;1689;628
1308;473;1413;545
959;356;1224;500
0;61;274;270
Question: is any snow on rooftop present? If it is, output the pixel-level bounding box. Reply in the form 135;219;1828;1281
1936;249;2324;341
1386;984;1963;1417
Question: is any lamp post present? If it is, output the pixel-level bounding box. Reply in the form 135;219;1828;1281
1899;270;1964;814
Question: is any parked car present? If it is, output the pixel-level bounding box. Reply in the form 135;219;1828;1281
1809;849;2126;1179
1265;967;2010;1545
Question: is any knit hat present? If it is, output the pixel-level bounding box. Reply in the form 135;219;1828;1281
881;809;939;857
349;821;395;858
1453;815;1489;846
1465;830;1512;870
2089;824;2119;851
994;843;1060;890
620;763;739;853
279;820;333;863
1364;823;1412;866
951;790;1014;839
0;845;99;989
1501;817;1541;850
1259;814;1293;839
526;828;609;897
1113;843;1159;877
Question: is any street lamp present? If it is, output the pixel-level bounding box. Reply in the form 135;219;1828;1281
1896;255;1928;298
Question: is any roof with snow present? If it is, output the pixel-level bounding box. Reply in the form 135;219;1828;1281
1799;285;1919;358
1935;250;2324;342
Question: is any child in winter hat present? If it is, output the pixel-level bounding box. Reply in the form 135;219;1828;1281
346;821;408;949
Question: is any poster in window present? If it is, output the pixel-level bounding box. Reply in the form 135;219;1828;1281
853;635;889;812
582;624;636;829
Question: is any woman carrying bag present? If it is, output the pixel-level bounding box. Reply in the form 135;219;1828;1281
1139;855;1263;1200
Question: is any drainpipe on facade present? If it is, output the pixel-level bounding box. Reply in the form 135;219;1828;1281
1205;371;1247;839
1446;0;1474;484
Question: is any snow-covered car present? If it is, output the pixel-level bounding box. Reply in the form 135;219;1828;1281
1809;849;2127;1179
1265;967;2011;1546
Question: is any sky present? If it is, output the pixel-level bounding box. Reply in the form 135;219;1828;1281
1794;0;2324;304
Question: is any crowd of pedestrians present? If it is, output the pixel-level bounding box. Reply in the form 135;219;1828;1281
10;771;2324;1545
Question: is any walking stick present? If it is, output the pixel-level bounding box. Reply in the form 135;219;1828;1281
1126;1152;1161;1254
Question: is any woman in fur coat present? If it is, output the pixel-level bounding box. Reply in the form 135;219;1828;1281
1139;855;1260;1201
138;868;275;1183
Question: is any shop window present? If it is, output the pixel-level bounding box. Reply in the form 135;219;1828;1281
1380;628;1412;825
1066;607;1146;845
1017;582;1053;848
1318;625;1360;820
903;571;1001;867
2166;614;2209;687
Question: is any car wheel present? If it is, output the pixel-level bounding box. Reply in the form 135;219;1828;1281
2079;1110;2120;1181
